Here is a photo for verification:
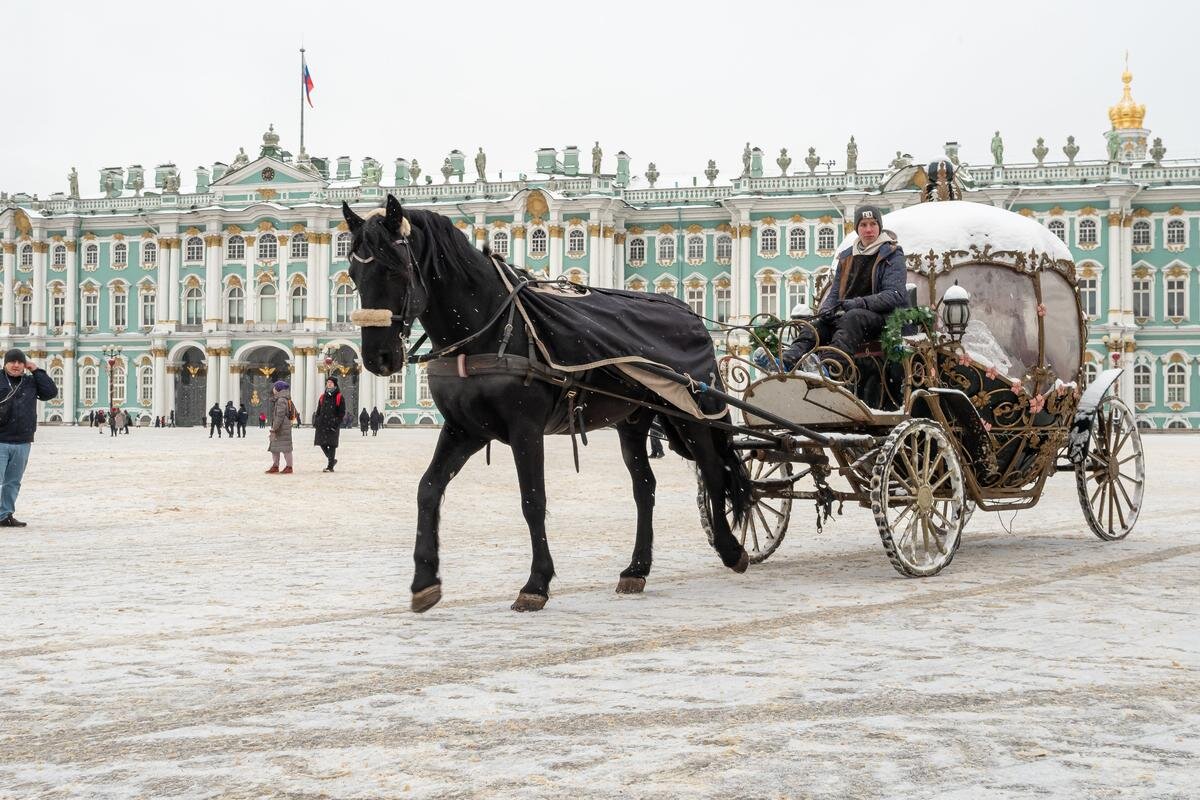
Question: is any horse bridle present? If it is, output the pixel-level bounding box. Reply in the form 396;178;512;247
352;232;427;355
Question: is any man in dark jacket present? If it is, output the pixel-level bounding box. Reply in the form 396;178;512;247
208;403;223;438
369;407;383;436
770;206;908;372
313;376;346;472
236;404;249;438
358;408;370;436
0;348;58;527
223;401;237;438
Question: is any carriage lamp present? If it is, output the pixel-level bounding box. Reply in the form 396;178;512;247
940;282;971;340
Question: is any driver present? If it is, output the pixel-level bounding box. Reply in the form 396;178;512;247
772;205;908;372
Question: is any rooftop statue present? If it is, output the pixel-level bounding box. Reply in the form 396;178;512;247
846;136;858;173
742;142;752;177
592;142;602;176
990;131;1004;166
67;167;79;199
231;147;249;171
475;148;487;182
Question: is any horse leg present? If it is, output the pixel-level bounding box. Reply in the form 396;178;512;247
509;425;554;612
682;421;750;573
411;424;488;612
615;416;656;594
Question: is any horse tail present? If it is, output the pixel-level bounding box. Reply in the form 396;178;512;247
712;423;752;527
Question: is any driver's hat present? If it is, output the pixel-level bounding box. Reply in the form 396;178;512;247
854;206;884;229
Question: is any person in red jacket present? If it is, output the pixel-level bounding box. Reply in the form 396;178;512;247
313;376;346;472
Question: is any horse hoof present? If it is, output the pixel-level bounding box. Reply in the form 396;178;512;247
411;585;442;613
616;576;646;594
732;551;750;574
511;592;548;612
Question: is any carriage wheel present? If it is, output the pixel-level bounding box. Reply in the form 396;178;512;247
870;418;966;577
697;454;793;564
1075;395;1144;541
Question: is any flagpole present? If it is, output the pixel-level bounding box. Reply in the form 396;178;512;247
299;47;306;154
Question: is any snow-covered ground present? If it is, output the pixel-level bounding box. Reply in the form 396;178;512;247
1;426;1196;799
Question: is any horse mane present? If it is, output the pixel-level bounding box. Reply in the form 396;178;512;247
401;208;496;284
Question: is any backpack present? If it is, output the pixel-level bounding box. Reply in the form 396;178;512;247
287;399;298;422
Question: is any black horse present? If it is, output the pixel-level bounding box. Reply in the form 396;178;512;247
344;195;751;612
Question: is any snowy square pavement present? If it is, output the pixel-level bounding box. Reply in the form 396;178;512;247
0;426;1197;799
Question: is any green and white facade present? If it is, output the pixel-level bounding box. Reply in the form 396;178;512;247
2;71;1198;429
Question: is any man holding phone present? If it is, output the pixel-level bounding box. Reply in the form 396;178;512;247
0;348;58;527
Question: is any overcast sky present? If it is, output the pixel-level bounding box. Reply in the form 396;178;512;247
4;0;1197;197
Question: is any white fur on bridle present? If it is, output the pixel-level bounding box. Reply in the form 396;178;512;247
361;206;412;236
350;308;395;327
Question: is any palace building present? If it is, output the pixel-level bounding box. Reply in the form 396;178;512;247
2;67;1198;429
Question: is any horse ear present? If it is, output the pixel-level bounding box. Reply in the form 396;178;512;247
342;201;365;234
384;194;405;233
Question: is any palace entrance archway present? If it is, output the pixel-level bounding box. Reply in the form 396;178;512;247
239;346;292;424
321;344;360;426
173;347;207;427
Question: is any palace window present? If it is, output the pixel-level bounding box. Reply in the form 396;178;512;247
17;295;30;328
687;236;704;262
184;287;203;326
1082;360;1098;388
1132;277;1152;320
290;285;307;324
715;234;732;262
112;290;127;328
334;283;357;323
290;233;308;260
686;283;705;316
52;245;67;267
19;245;32;268
714;283;731;324
84;244;98;267
788;227;806;253
760;228;778;256
258;233;278;261
1078;218;1098;246
628;237;646;264
1132;220;1151;247
491;230;509;258
138;366;154;406
83;292;99;328
1166;363;1187;404
258;284;277;322
757;276;779;317
787;274;809;315
529;229;548;258
1078;276;1099;318
226;286;245;324
226;235;245;260
388;372;405;403
1167;419;1189;430
140;289;156;327
113;243;128;267
51;294;65;329
656;281;676;298
335;232;351;258
49;367;64;399
817;226;836;252
417;367;432;404
82;366;98;404
142;241;158;265
185;236;204;262
1048;219;1066;242
1166;276;1186;319
657;236;675;263
1166;219;1186;246
567;229;585;256
1133;363;1152;405
112;365;126;405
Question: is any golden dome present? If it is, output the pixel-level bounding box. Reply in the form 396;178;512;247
1108;58;1146;130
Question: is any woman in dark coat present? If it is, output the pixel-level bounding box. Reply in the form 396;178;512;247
313;376;346;472
358;408;370;436
369;407;383;436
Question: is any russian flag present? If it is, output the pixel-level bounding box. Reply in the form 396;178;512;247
303;61;315;107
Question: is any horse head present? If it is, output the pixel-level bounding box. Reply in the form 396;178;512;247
345;194;427;376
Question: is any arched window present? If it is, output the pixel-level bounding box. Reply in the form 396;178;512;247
112;286;127;328
529;228;548;258
81;366;98;404
51;293;66;328
290;285;307;324
1167;419;1189;430
685;282;705;316
1132;274;1152;320
113;242;128;266
417;366;432;404
334;283;357;323
258;283;277;322
760;228;778;255
1078;218;1098;246
788;227;807;253
185;236;204;262
714;282;731;323
1166;273;1186;319
83;290;99;328
567;229;586;255
657;236;675;263
388;372;405;403
1132;220;1151;247
258;233;278;261
1048;219;1066;242
142;240;158;266
335;232;351;258
226;286;245;324
491;230;509;257
140;287;156;327
628;237;646;264
686;235;704;262
49;367;64;398
84;243;98;267
290;233;308;260
1133;363;1152;405
138;365;154;406
757;273;779;317
1166;362;1187;404
787;273;809;314
226;235;245;260
817;226;836;252
1082;360;1098;388
111;364;126;405
1078;274;1099;318
52;245;67;267
715;234;732;262
1166;219;1186;246
18;244;32;267
184;287;203;326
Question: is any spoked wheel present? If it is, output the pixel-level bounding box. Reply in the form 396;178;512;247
1075;395;1144;541
870;418;967;577
697;453;793;564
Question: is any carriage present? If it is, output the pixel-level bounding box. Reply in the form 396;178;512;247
697;200;1145;578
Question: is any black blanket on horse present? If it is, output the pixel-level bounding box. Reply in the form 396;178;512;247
511;281;727;418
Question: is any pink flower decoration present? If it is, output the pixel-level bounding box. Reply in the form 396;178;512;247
1029;393;1046;414
1011;379;1024;395
1055;383;1067;397
982;421;993;432
1037;303;1047;317
985;366;998;380
959;354;973;368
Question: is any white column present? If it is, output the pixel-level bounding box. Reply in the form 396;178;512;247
152;345;167;420
474;213;487;251
1;241;14;332
63;351;77;424
292;350;308;422
305;227;320;332
305;350;319;420
220;351;233;406
549;216;563;278
167;240;181;324
31;241;47;337
156;237;171;327
205;346;219;408
244;236;257;326
315;232;331;330
1106;209;1124;326
735;223;752;321
64;240;79;333
601;226;616;289
275;245;290;327
204;233;222;332
587;215;601;286
165;365;177;424
512;216;527;268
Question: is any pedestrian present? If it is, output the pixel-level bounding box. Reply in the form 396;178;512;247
87;409;95;427
109;408;119;437
359;408;369;436
369;406;382;436
313;376;345;473
258;411;266;429
223;401;236;438
266;381;294;474
236;403;248;438
95;409;105;433
169;410;176;428
122;409;131;434
0;349;57;527
208;403;223;438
